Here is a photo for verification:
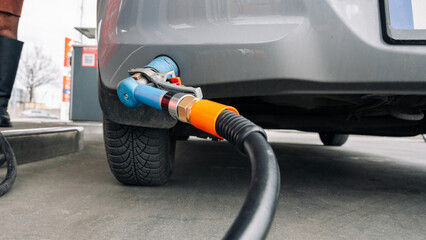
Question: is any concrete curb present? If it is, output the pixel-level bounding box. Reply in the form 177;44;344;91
2;127;84;165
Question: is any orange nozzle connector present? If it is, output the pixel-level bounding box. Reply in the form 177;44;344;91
189;100;239;138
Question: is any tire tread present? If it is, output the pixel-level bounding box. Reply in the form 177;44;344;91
103;117;174;186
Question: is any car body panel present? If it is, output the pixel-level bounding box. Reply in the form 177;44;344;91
98;0;426;96
97;0;426;134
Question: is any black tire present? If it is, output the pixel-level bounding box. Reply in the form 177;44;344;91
319;133;349;146
103;117;176;186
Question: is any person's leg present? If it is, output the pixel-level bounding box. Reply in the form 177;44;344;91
0;11;19;39
0;11;23;127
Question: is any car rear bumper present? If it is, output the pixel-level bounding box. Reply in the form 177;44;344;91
97;0;426;127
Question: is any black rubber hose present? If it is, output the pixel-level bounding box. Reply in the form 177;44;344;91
0;131;17;197
216;110;280;240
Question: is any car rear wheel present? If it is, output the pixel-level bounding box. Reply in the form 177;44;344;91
319;133;349;146
103;117;176;186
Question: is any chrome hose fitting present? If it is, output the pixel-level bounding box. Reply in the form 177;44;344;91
176;95;199;123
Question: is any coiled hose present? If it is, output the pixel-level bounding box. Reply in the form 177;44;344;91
0;131;17;197
217;110;280;240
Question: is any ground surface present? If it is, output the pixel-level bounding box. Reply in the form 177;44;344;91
1;127;426;240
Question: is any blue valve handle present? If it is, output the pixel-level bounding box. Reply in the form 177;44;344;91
117;78;167;109
134;85;167;110
117;56;178;108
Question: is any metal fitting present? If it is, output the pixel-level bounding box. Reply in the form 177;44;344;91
130;72;149;85
168;93;191;120
130;72;142;80
177;95;199;123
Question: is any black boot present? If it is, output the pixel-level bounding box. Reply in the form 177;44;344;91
0;36;23;127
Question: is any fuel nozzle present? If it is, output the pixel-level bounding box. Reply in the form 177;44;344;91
118;80;238;138
117;56;237;138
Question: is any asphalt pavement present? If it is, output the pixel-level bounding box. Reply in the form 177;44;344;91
1;128;425;240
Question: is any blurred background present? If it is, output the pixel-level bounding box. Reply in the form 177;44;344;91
9;0;97;121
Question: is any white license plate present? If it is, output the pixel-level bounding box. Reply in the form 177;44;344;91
384;0;426;43
389;0;426;30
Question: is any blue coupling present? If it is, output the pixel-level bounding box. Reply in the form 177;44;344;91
117;77;143;108
117;56;178;109
144;56;179;77
117;77;167;110
134;85;167;111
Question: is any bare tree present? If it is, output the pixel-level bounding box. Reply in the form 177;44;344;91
17;45;60;103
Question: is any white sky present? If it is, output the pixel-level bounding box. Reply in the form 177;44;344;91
15;0;97;108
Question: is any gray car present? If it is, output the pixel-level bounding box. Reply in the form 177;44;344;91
97;0;426;185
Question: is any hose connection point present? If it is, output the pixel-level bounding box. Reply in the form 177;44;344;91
189;100;239;138
168;93;193;120
177;95;199;123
